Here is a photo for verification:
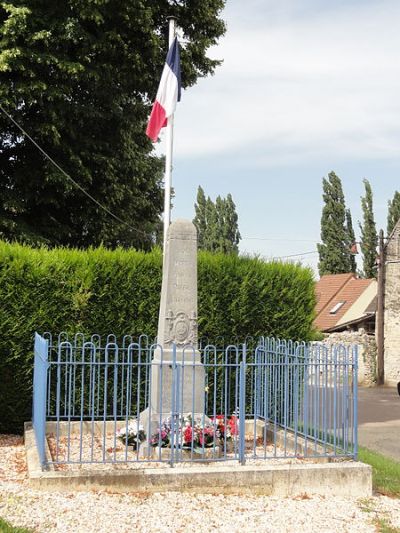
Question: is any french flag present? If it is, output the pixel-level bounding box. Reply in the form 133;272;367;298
146;37;181;142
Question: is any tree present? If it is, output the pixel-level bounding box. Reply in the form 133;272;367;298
223;194;241;253
193;186;207;249
0;1;226;248
203;195;219;252
193;187;241;254
359;179;378;278
318;172;353;276
345;209;357;274
387;190;400;236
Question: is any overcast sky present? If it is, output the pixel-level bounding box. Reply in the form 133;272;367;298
157;0;400;275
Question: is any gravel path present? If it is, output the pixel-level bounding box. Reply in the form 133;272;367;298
1;434;399;533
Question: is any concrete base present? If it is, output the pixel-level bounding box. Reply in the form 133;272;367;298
25;425;372;498
140;445;221;461
140;350;206;435
147;349;206;415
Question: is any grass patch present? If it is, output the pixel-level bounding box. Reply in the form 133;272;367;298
359;446;400;498
0;518;33;533
373;517;400;533
358;498;400;532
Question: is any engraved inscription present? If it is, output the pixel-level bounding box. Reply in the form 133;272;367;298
157;219;198;348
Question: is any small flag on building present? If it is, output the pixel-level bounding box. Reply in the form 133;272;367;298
146;37;181;142
350;243;358;255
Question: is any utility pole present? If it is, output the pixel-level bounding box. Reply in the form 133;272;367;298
376;229;385;386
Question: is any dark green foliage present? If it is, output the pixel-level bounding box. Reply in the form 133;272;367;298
221;193;241;253
203;196;219;251
193;188;241;254
198;253;315;342
193;186;207;249
346;209;357;274
387;190;400;236
0;1;226;248
360;179;378;278
0;242;316;433
318;172;353;276
0;243;163;434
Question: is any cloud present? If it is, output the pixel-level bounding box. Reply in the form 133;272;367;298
171;0;400;165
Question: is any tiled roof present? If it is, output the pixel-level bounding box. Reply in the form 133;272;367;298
315;273;353;314
315;274;375;332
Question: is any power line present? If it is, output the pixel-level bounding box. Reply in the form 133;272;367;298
0;104;149;238
242;236;318;243
274;250;318;259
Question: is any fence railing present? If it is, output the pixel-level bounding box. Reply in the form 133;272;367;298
32;333;49;466
33;332;358;468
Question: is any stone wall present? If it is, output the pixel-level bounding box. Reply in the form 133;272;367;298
384;221;400;386
321;330;377;386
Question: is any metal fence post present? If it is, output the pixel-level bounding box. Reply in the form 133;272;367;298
239;344;247;465
353;344;359;460
32;333;49;468
303;343;309;455
170;342;177;467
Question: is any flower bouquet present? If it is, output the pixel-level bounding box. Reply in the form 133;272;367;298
151;414;219;454
150;422;171;448
212;415;238;450
116;420;146;450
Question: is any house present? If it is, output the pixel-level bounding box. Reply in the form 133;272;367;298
383;219;400;386
315;273;377;334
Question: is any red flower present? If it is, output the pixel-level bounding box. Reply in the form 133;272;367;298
183;426;193;444
229;416;238;436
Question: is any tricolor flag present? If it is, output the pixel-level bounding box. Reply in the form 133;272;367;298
146;37;181;142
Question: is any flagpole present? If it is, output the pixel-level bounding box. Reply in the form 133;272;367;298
163;16;177;255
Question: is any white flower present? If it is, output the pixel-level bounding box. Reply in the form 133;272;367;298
117;419;144;439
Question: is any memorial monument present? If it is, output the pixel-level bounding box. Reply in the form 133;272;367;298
142;219;205;430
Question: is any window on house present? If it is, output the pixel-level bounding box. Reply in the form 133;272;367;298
330;301;346;314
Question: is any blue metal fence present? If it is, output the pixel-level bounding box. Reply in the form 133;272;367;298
32;333;49;466
33;332;358;468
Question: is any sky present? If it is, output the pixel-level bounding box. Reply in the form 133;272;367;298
157;0;400;275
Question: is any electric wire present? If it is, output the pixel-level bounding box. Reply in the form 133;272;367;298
242;236;318;243
0;105;331;258
274;250;318;259
0;104;149;238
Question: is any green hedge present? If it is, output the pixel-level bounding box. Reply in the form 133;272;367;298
0;242;316;433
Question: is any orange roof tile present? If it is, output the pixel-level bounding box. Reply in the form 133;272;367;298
314;274;374;331
315;273;353;314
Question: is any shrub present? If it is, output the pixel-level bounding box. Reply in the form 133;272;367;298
0;242;315;433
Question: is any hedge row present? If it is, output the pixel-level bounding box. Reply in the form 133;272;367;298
0;241;316;433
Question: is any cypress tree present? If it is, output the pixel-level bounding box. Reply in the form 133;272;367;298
215;195;226;251
387;190;400;236
223;194;241;254
318;172;352;276
204;196;219;252
193;189;241;254
346;209;357;274
359;179;378;278
193;186;207;248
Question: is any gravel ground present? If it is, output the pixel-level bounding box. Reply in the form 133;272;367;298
46;432;309;471
1;434;400;533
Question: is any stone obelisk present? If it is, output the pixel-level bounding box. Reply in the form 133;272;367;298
144;219;205;428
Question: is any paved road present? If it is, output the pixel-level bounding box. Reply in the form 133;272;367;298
358;386;400;462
